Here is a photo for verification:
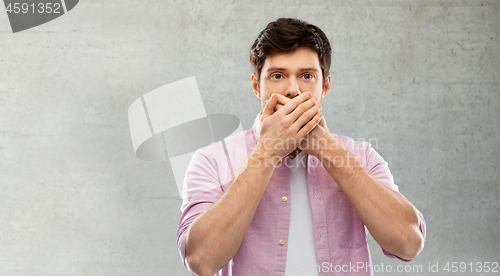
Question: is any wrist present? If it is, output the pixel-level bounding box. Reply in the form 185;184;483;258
305;135;337;160
252;143;282;168
320;146;363;172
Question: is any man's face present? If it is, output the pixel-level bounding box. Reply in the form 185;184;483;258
252;47;331;112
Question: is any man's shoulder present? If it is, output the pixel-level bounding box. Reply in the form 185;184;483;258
189;127;255;188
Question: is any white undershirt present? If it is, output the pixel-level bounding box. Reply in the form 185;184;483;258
284;151;319;276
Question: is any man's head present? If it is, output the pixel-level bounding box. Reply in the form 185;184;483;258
250;18;332;110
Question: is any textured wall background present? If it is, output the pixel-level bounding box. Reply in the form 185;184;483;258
1;0;498;275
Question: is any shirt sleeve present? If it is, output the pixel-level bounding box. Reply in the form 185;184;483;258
364;143;427;262
176;148;224;268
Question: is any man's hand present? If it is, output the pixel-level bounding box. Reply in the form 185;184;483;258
257;92;322;161
274;93;336;159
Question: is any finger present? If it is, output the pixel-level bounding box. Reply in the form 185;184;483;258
296;112;322;138
277;92;312;116
275;103;284;111
292;101;321;131
261;93;278;121
288;96;319;124
317;113;327;129
275;93;292;106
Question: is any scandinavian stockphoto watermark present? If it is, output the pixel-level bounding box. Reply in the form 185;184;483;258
3;0;79;33
249;136;379;169
128;77;245;199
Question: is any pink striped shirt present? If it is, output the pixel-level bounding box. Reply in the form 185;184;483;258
177;112;426;275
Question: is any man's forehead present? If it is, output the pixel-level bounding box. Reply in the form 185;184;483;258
265;66;319;73
262;48;321;72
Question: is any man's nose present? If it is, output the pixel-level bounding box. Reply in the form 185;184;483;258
285;80;301;99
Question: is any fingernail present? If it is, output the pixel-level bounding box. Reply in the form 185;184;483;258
316;98;319;103
308;92;312;97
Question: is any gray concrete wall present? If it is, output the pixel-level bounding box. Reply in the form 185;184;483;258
1;0;498;275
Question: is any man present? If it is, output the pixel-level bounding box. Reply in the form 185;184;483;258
177;18;425;276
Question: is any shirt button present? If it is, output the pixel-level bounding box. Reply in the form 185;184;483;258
279;239;285;246
282;196;288;202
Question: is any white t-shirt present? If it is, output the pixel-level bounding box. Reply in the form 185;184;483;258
284;151;319;276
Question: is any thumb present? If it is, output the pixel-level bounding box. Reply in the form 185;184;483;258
318;114;327;129
261;94;277;121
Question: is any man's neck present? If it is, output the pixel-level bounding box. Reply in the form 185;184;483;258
288;148;302;159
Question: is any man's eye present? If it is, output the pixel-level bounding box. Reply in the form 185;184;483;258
272;74;283;80
303;74;313;80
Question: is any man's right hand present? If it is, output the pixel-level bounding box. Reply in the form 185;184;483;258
257;92;322;160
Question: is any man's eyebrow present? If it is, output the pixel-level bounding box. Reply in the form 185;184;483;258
265;67;286;72
299;67;319;72
265;67;319;72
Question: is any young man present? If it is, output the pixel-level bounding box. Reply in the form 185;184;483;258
177;18;426;276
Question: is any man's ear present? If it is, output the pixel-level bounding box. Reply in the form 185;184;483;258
322;74;331;98
251;74;261;99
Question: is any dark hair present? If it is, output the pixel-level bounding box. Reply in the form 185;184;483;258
250;18;332;87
